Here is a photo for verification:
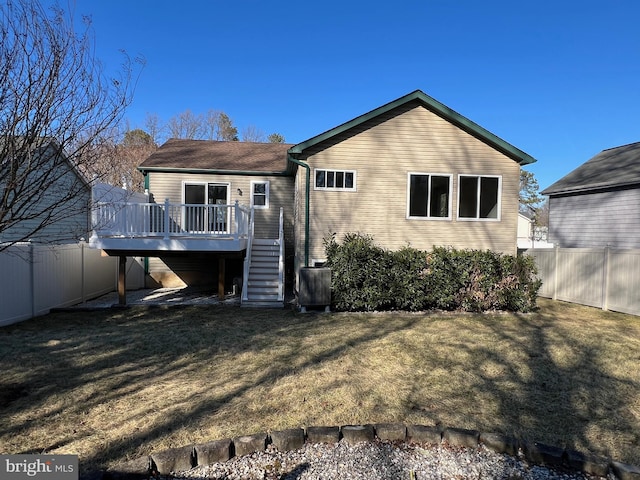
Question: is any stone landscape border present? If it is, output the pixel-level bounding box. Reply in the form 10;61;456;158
97;424;640;480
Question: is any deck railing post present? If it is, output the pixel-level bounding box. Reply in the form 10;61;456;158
164;198;170;239
122;202;128;235
234;200;240;239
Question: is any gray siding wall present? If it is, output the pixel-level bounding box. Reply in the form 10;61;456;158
0;154;90;244
548;187;640;248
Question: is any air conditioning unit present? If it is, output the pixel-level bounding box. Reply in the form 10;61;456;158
298;267;331;312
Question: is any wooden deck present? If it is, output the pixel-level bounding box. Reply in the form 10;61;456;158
89;200;250;254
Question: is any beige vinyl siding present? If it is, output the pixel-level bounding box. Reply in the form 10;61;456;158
295;104;520;265
147;172;294;240
146;171;295;285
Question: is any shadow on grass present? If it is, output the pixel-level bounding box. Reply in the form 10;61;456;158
0;305;422;472
1;300;638;474
403;301;639;463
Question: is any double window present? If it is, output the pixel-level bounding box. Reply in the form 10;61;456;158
314;169;356;191
458;175;501;220
407;173;501;221
407;173;452;219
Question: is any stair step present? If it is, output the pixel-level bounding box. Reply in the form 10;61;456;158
241;300;283;309
252;238;280;245
249;271;278;278
248;280;279;287
246;293;279;300
250;259;279;265
251;253;279;259
249;265;278;272
250;264;278;269
252;243;279;250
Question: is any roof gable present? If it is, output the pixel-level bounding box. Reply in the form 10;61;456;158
139;139;293;174
542;141;640;195
288;90;536;166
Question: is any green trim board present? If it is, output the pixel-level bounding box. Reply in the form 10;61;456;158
288;90;536;166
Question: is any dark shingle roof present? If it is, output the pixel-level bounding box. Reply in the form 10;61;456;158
542;141;640;195
138;139;293;173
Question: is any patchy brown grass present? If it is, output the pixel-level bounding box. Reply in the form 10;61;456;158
0;299;639;473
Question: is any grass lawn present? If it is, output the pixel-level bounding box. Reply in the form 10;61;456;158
0;298;639;474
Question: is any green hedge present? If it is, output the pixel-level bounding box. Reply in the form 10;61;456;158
323;233;541;313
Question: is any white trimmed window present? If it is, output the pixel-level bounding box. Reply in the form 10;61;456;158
458;175;501;220
314;169;356;191
251;181;269;209
407;173;452;219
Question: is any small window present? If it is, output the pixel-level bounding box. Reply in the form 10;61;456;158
314;169;356;191
458;175;500;220
407;173;451;219
251;181;269;209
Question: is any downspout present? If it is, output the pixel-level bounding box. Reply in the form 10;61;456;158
287;154;310;267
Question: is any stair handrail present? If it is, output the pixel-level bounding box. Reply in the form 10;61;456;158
277;207;285;302
241;206;255;302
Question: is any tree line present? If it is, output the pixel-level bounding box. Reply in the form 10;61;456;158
96;110;286;192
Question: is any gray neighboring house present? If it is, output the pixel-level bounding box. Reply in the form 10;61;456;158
0;138;92;245
541;141;640;248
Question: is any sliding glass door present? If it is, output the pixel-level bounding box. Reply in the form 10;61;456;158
184;183;229;233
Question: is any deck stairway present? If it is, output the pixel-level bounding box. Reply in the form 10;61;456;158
241;208;285;308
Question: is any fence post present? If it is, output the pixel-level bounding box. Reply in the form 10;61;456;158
81;240;86;304
552;245;558;301
30;241;36;319
602;246;610;311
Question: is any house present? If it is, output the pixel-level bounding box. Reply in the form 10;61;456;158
90;90;537;306
517;212;552;249
541;141;640;248
0;138;92;245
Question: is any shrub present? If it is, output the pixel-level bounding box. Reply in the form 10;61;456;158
323;233;541;313
323;233;391;311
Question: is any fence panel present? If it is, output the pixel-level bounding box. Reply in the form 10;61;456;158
0;242;120;326
0;246;34;326
607;249;640;316
555;249;605;308
526;248;555;298
526;247;640;316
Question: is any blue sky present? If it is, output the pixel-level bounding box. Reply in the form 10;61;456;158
65;0;640;191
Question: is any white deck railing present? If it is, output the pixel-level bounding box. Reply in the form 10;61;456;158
92;200;250;239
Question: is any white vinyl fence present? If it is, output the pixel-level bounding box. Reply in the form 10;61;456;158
0;242;144;326
525;247;640;317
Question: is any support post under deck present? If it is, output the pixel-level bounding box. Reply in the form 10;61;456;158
218;257;225;301
118;255;127;305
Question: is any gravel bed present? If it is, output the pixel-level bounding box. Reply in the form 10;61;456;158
168;441;613;480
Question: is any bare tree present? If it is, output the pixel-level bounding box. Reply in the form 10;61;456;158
166;109;203;139
144;109;244;142
144;113;163;145
0;0;139;249
241;125;266;143
203;109;221;140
